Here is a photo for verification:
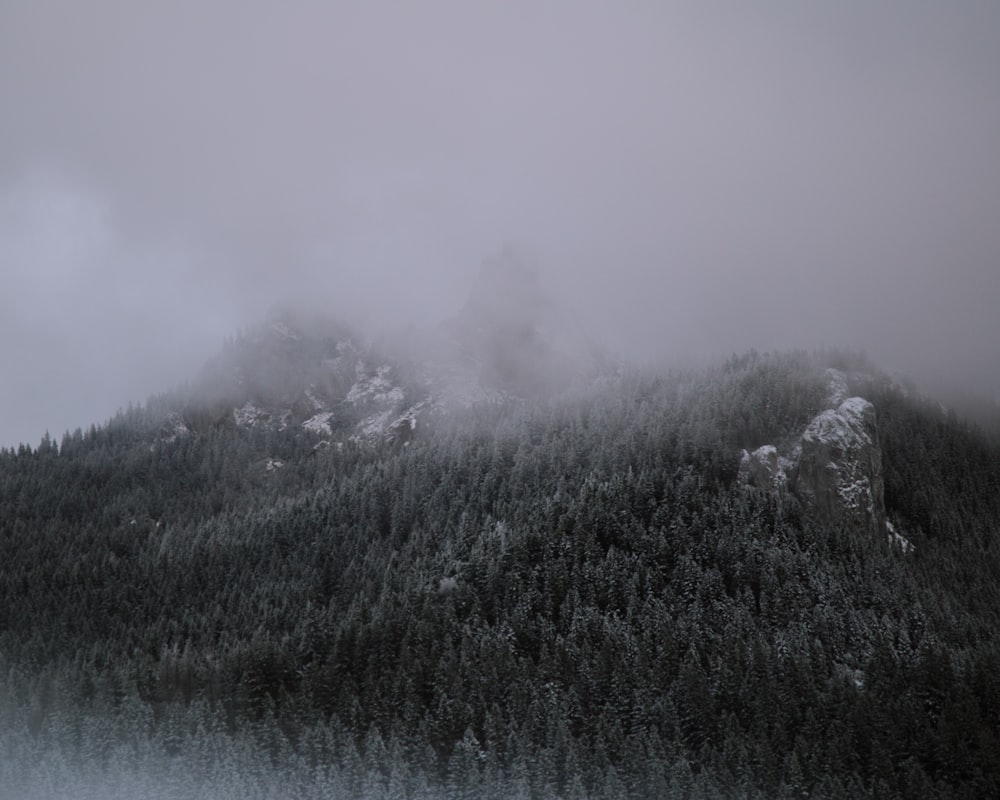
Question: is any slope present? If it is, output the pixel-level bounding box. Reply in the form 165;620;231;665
1;346;999;798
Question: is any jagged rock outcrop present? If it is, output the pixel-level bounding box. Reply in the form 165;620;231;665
737;369;890;541
185;314;427;444
183;271;605;451
793;396;886;539
739;444;794;491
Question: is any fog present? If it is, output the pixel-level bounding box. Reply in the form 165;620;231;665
2;1;999;446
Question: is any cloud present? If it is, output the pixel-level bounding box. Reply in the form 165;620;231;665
1;1;999;444
0;172;245;439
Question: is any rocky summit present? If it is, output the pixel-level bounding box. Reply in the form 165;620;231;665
740;368;904;548
795;395;886;540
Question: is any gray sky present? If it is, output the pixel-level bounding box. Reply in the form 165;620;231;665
2;1;999;447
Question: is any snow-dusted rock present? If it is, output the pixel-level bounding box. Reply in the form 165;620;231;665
886;520;914;553
737;389;889;543
739;445;793;491
795;397;886;539
234;402;267;428
386;403;424;445
347;364;404;405
302;412;334;435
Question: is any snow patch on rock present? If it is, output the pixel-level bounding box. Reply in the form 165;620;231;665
886;520;914;553
304;386;325;411
393;405;420;432
801;397;875;455
234;402;267;428
739;393;887;541
352;403;425;443
796;396;885;538
302;412;334;435
739;444;799;491
347;364;404;405
356;409;395;440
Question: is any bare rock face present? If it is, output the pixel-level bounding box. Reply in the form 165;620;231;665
737;390;891;543
740;445;794;491
793;397;886;539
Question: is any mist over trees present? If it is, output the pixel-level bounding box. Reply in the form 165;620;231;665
4;1;1000;448
3;3;999;794
2;345;999;798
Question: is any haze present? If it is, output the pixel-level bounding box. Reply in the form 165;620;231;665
2;1;999;447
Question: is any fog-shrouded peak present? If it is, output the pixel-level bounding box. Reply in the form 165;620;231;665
2;1;1000;447
461;246;547;333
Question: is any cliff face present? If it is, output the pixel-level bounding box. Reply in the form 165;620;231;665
739;366;888;540
740;444;794;492
793;396;886;539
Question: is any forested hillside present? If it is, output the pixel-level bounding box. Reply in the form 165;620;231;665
2;348;999;799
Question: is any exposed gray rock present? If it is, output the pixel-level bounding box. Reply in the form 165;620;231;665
739;444;794;491
737;389;888;541
794;397;886;539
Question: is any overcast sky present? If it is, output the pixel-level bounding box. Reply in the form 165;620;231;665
2;1;999;446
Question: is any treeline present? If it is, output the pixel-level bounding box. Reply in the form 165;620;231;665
2;350;999;798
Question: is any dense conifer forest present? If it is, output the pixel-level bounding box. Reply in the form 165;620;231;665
2;349;999;798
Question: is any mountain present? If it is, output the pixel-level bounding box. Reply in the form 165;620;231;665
2;322;1000;798
154;252;614;452
185;314;426;446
